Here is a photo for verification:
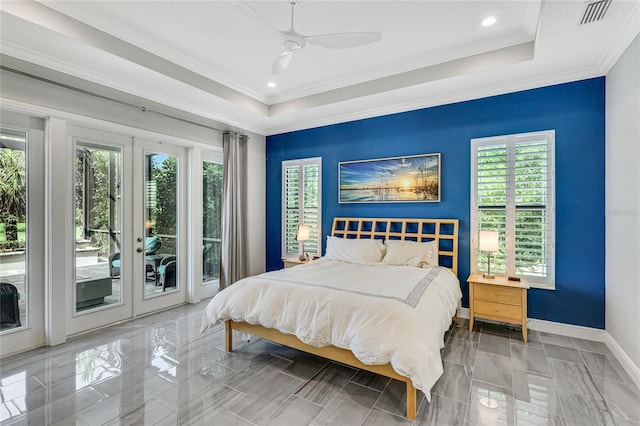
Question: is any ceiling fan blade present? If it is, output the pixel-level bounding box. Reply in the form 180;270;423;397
306;32;381;49
235;1;286;40
272;50;294;74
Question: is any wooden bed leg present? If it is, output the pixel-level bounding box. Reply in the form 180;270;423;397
406;380;417;420
225;320;233;352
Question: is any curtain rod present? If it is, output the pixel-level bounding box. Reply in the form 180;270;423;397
1;65;225;133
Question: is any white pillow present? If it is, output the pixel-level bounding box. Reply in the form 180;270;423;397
382;239;439;268
325;236;386;265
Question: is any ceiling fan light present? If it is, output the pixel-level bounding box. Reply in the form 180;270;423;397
272;50;294;74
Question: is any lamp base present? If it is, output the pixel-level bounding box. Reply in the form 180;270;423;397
483;273;495;279
299;253;309;261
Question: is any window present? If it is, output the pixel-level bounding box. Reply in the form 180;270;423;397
282;157;322;259
471;130;555;288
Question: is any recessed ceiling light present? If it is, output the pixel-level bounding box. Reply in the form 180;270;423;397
482;16;497;27
267;81;277;88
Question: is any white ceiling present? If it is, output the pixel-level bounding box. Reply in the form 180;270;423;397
1;1;639;135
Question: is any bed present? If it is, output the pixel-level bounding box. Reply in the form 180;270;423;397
201;217;460;419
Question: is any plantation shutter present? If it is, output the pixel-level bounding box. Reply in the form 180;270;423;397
472;131;555;288
282;158;322;259
476;144;508;275
514;140;552;279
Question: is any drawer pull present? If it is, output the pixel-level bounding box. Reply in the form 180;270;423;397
495;292;499;296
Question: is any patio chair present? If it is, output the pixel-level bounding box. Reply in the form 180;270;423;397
202;243;213;276
109;236;162;277
0;282;21;329
158;255;177;291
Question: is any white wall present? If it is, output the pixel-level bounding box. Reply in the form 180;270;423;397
606;34;640;371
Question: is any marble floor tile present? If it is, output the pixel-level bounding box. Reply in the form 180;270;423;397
415;393;467;426
580;349;634;384
449;323;481;346
228;372;305;424
543;342;584;364
557;390;616;426
480;321;514;338
474;351;513;392
431;361;473;404
350;369;391;392
466;379;516;426
373;379;427;418
442;338;477;368
594;377;640;422
572;337;612;355
540;332;577;349
295;362;356;406
512;369;563;418
548;358;603;400
259;395;323;426
3;300;637;426
511;343;551;376
311;381;381;426
478;332;511;357
362;407;414;425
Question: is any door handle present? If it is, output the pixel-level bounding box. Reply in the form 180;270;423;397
136;248;143;253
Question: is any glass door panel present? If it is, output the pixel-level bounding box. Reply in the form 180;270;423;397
144;153;179;297
0;128;28;330
133;138;186;316
202;160;222;284
67;126;132;335
0;115;45;357
74;144;122;313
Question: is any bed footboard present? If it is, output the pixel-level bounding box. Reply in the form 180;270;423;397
224;320;418;420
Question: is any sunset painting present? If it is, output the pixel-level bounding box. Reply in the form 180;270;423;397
339;153;441;203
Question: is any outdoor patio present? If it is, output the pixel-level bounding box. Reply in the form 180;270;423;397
0;261;166;331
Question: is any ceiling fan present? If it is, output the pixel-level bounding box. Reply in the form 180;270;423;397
242;1;382;74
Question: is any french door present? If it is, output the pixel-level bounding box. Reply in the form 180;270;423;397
67;128;187;334
0;115;45;357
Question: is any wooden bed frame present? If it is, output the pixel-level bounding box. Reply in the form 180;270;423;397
225;217;459;420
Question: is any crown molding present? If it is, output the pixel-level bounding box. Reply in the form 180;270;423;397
597;1;640;74
39;1;269;104
264;66;604;135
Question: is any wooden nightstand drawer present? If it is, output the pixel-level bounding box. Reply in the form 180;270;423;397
474;300;522;322
474;283;522;305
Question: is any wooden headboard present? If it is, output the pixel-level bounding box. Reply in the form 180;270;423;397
331;217;459;275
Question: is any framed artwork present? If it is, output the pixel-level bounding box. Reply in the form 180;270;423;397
339;153;441;203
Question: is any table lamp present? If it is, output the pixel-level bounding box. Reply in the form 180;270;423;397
296;225;310;261
479;230;499;279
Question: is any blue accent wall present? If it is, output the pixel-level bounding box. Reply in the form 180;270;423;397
266;77;606;329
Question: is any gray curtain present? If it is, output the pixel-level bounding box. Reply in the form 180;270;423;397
220;131;248;290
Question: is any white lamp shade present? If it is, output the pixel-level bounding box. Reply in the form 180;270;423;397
479;230;499;252
296;225;310;242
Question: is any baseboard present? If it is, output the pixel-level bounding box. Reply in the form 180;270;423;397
604;332;640;388
456;307;640;387
456;307;604;340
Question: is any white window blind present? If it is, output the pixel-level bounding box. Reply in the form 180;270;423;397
471;131;555;288
282;157;322;259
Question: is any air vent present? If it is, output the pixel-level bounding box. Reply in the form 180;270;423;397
580;0;612;25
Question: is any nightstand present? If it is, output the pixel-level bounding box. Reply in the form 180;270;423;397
283;257;309;268
468;273;530;342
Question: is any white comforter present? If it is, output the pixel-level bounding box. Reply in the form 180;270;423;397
201;258;461;399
